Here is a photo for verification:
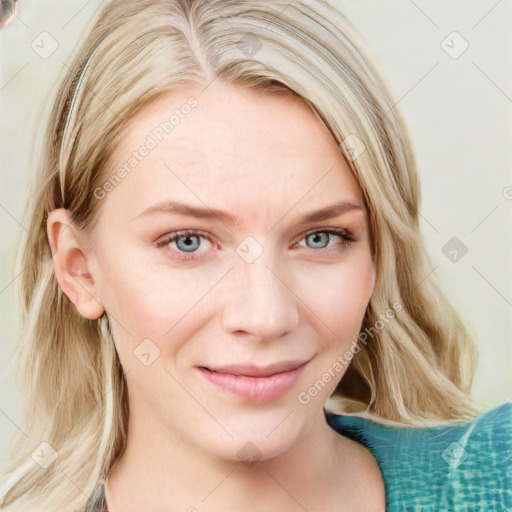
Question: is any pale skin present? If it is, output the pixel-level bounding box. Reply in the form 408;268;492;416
48;84;386;511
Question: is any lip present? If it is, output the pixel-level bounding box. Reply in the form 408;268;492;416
197;359;310;402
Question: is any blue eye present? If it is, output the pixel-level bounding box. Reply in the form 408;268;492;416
156;227;354;261
300;228;353;250
305;231;332;249
156;230;213;261
174;234;201;252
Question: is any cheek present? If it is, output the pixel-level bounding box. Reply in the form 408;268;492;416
96;249;216;363
93;246;164;339
297;252;374;343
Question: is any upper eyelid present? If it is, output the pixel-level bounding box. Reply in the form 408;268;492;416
295;225;351;238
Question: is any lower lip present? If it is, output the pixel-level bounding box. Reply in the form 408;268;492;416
197;363;308;402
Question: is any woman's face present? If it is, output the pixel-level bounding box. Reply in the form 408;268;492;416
85;84;375;461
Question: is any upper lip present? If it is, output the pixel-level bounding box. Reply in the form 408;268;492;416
202;359;310;377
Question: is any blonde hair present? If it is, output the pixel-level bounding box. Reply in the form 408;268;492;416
1;0;479;509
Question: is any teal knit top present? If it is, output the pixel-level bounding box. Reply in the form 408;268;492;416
327;401;512;511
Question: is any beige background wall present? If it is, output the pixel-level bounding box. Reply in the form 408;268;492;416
1;0;511;476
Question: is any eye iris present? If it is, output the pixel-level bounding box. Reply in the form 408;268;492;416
306;232;330;249
176;235;200;252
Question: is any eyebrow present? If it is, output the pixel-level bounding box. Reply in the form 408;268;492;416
134;200;364;228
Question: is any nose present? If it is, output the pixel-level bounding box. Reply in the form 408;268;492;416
220;251;300;341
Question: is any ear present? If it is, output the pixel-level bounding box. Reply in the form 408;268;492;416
47;208;105;320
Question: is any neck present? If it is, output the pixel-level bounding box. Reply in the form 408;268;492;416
105;409;351;511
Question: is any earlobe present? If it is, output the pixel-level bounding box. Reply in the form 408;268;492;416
47;209;105;320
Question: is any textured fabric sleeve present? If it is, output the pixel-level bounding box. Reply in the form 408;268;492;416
327;401;512;512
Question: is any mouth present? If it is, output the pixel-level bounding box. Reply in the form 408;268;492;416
197;359;310;402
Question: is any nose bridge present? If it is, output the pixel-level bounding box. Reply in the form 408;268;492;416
220;245;299;339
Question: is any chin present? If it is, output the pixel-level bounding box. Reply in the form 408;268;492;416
210;434;296;465
196;410;311;464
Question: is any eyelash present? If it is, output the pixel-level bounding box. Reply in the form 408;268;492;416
155;227;355;261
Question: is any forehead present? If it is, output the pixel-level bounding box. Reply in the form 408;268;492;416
102;84;362;221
